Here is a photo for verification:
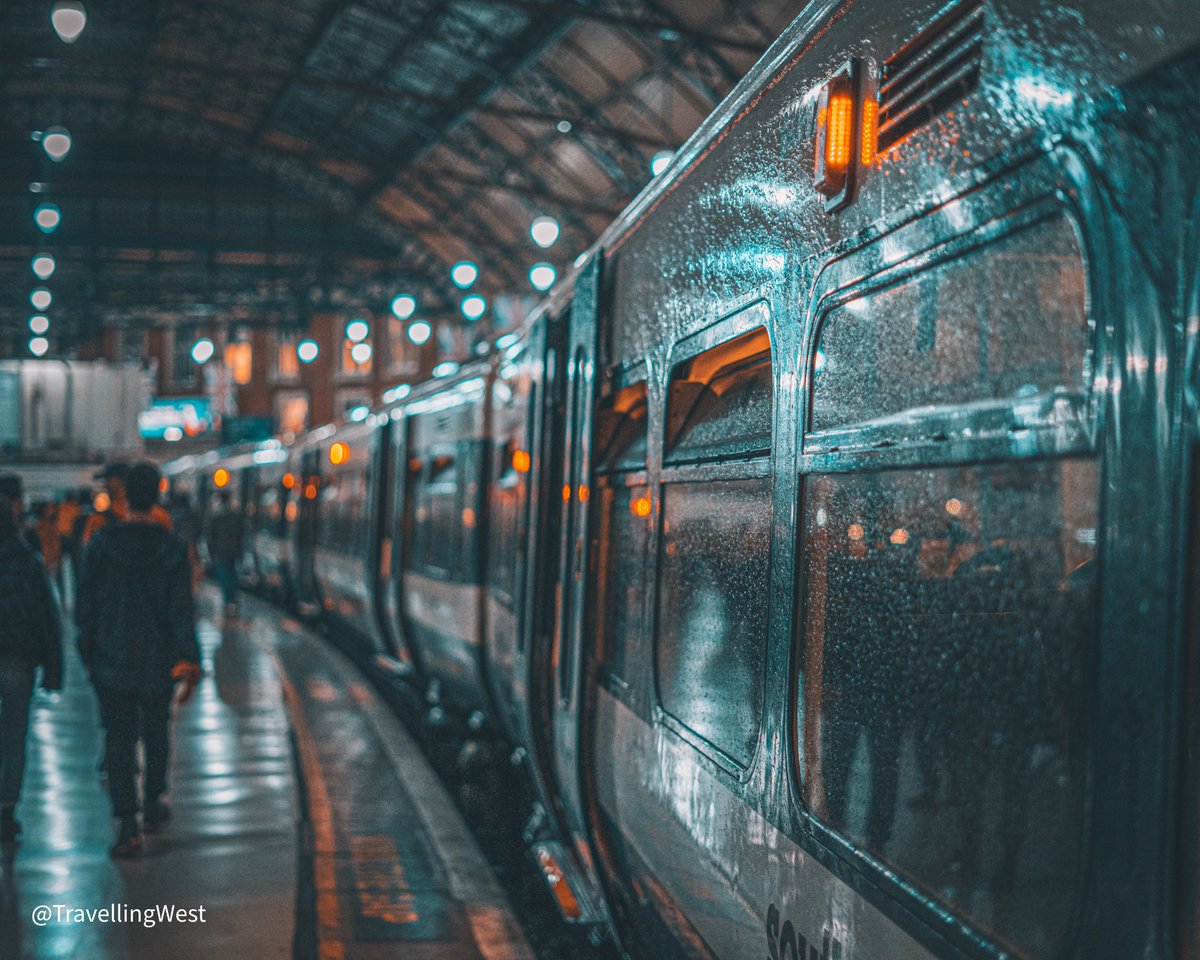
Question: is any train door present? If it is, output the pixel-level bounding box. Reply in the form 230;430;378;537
382;409;421;678
545;258;611;908
367;418;406;663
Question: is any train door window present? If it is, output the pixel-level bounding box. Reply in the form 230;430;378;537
665;326;772;464
656;319;773;768
595;379;649;688
810;214;1089;434
423;452;459;575
490;438;524;605
797;205;1097;957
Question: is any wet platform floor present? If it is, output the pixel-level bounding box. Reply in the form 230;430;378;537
0;588;532;960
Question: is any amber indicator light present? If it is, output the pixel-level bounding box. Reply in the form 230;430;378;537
813;60;875;211
329;441;349;465
824;92;853;171
213;468;230;488
860;96;879;166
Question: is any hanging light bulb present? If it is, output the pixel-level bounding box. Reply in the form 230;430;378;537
529;263;556;291
296;339;319;363
35;203;61;233
32;254;56;280
191;338;215;364
451;261;478;289
530;216;560;249
461;294;486;321
391;294;416;319
51;1;87;43
41;127;72;162
407;320;432;345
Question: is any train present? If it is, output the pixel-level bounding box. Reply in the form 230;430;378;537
164;1;1200;957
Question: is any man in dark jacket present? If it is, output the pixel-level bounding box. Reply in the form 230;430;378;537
76;462;201;857
0;493;63;843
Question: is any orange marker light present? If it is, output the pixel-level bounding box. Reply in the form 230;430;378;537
562;484;571;502
578;484;589;503
512;449;531;474
848;523;864;541
890;528;909;545
825;93;853;171
282;472;296;490
304;482;318;501
633;496;652;518
159;477;170;495
329;441;349;465
860;97;878;165
213;468;230;488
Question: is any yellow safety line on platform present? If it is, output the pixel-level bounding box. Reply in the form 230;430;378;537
279;673;346;960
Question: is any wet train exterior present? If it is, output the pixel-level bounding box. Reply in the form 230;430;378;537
168;1;1200;957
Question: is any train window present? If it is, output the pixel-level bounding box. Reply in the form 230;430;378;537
798;456;1098;956
489;439;524;604
657;476;772;765
409;452;460;576
595;381;648;474
810;214;1089;433
595;379;649;688
665;327;772;463
597;482;651;687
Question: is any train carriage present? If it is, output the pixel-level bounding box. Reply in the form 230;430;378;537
167;1;1200;957
567;1;1200;958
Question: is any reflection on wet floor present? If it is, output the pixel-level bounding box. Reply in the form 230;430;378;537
0;593;296;960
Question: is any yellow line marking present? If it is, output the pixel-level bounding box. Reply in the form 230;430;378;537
280;674;345;960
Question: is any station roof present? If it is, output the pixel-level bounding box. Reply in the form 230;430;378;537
0;0;797;348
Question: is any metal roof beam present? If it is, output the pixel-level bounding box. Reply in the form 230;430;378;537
472;0;764;54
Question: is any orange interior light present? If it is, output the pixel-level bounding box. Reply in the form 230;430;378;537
304;482;318;500
158;477;169;495
578;484;589;503
632;496;652;518
329;441;349;465
562;484;571;502
825;93;853;171
860;97;878;166
282;472;296;490
512;449;531;474
213;468;230;488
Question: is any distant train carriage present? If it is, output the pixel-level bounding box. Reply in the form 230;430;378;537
167;1;1200;958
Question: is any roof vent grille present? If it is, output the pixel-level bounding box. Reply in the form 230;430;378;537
877;0;984;154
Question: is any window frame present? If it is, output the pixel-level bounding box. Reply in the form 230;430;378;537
651;299;776;780
594;360;651;698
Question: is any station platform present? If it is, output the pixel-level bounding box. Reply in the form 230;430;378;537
0;588;533;960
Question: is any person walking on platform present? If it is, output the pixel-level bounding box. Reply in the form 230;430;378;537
76;462;201;857
0;494;63;843
207;492;244;613
0;474;41;555
81;462;173;546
